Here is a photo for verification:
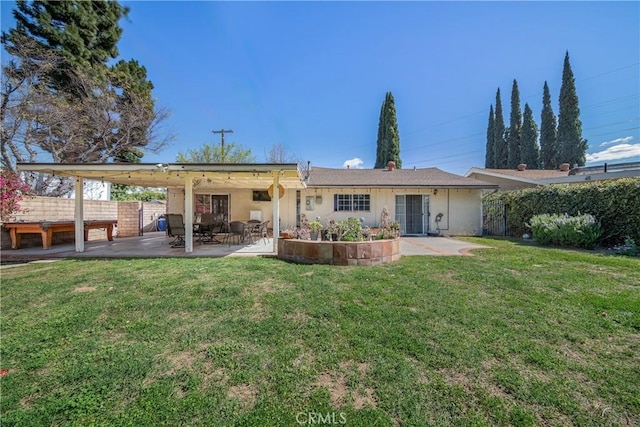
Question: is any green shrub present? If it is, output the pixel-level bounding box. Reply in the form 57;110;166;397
339;217;365;241
529;213;602;249
483;178;640;245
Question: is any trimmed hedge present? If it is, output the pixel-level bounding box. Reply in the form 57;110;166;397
484;178;640;246
529;213;602;249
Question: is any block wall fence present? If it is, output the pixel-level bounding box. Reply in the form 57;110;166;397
1;197;166;250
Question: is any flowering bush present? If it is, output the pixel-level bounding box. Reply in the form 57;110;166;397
0;169;32;223
529;213;602;249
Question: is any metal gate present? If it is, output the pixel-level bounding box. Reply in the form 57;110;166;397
482;199;507;236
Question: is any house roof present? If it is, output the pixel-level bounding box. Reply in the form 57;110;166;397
466;164;640;185
307;167;498;189
480;168;569;179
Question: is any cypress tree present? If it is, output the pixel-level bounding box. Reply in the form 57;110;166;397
506;79;522;168
557;51;588;167
485;105;496;168
493;88;507;168
374;97;387;169
374;91;401;168
520;103;540;169
539;81;558;169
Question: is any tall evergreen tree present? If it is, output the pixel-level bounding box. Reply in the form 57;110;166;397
506;79;522;168
539;81;558;169
3;0;129;91
374;91;401;168
484;105;496;168
520;103;539;169
557;51;588;167
493;88;507;168
1;1;165;170
374;97;387;169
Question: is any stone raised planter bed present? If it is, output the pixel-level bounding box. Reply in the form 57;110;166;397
277;238;400;265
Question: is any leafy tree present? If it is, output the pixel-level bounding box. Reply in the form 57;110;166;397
557;51;587;167
506;79;522;168
520;103;540;169
493;88;507;168
539;81;558;169
1;1;171;196
176;142;256;163
3;0;128;89
484;105;496;168
374;91;401;169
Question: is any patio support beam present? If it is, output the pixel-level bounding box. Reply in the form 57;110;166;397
272;171;280;253
185;176;194;253
74;177;85;253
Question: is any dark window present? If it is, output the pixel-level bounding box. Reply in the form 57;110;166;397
252;190;271;202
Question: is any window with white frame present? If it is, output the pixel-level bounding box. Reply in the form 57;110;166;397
333;194;370;211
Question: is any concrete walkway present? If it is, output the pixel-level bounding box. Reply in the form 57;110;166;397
1;233;490;266
400;236;490;256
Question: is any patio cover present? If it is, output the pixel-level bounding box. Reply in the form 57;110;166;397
17;162;306;253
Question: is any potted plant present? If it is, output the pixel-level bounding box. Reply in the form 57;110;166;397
280;227;295;239
308;220;323;241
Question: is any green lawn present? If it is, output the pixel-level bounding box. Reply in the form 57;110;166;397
1;238;638;426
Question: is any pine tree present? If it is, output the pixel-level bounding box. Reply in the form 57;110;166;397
1;0;165;178
493;88;507;168
557;51;588;167
485;105;496;168
539;81;558;169
3;0;130;90
374;92;401;168
520;103;539;169
506;79;522;168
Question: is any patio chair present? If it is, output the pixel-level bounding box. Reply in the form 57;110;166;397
225;220;246;246
251;220;270;244
166;213;186;248
197;213;216;242
245;219;261;244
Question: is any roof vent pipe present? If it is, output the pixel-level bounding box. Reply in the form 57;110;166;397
559;163;570;172
388;161;395;171
517;163;527;171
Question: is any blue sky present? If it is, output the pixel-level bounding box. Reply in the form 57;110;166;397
2;1;639;174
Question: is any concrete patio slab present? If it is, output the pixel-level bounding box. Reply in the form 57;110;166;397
1;233;490;266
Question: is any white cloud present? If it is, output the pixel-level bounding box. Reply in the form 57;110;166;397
599;136;634;147
586;143;640;163
343;157;364;169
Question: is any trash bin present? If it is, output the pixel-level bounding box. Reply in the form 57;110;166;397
157;217;167;232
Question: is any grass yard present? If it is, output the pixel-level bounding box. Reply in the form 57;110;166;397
1;238;639;426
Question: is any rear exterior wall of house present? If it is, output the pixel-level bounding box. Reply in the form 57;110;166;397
168;187;483;236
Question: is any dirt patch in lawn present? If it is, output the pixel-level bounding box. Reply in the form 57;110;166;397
163;348;204;376
315;361;377;409
228;383;258;409
316;371;348;407
73;286;96;293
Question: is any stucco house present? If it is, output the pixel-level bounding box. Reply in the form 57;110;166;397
465;161;640;190
166;162;498;237
18;161;497;253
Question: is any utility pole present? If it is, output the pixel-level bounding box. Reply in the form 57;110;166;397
212;129;233;162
